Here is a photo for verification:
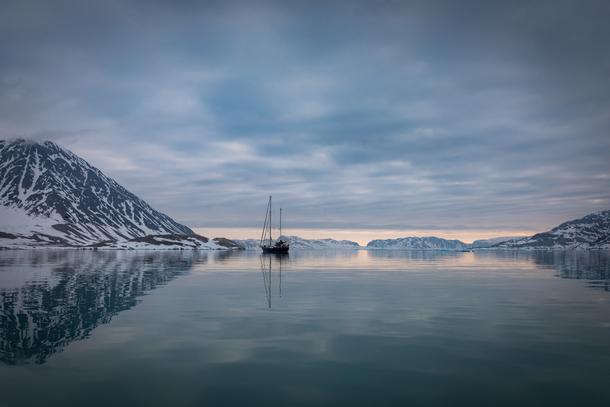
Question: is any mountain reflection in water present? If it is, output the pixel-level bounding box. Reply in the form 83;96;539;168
0;249;608;367
0;251;204;365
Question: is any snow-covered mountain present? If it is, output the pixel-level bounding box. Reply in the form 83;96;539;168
498;210;610;249
469;236;525;248
234;235;361;250
0;139;231;249
367;236;468;250
281;235;361;249
231;239;262;250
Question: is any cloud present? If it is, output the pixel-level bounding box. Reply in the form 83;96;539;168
1;0;609;234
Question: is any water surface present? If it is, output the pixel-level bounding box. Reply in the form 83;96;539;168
1;249;609;406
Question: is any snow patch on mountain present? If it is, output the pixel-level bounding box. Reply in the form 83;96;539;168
0;205;64;236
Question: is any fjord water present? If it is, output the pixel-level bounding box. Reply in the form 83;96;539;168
0;250;609;406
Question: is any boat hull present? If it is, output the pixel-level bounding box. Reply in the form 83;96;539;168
261;245;289;254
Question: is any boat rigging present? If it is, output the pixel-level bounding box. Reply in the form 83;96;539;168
260;195;289;254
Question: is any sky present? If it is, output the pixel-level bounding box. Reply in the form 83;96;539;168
1;0;609;243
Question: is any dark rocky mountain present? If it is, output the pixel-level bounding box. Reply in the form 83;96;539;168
498;210;610;249
0;139;229;248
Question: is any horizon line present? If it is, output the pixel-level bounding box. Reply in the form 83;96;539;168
193;227;535;246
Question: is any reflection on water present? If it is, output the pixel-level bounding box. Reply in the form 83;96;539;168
533;251;610;289
472;250;610;290
260;254;287;308
0;249;610;407
0;249;608;367
0;251;204;365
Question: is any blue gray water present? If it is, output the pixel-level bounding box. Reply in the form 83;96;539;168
0;249;609;406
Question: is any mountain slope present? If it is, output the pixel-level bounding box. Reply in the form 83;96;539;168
0;139;194;246
367;236;468;250
499;210;610;249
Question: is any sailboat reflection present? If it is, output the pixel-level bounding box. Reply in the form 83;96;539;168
259;253;287;308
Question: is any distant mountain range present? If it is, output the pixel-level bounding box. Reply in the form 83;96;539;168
366;236;527;250
235;235;361;250
469;236;525;248
237;235;526;250
251;213;608;251
365;211;609;250
367;236;469;250
0;139;235;249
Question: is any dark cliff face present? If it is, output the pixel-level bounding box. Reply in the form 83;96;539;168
0;139;193;244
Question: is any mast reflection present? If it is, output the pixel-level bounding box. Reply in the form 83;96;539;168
259;253;287;308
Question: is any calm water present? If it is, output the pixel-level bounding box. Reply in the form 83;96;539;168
1;249;609;407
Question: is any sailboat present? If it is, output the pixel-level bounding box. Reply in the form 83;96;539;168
260;196;289;254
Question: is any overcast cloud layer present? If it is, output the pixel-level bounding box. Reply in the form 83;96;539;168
1;0;609;234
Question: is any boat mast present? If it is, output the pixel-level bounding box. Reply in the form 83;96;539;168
260;196;270;246
280;208;282;237
269;195;272;246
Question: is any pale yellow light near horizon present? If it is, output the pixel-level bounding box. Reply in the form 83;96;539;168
193;227;536;246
